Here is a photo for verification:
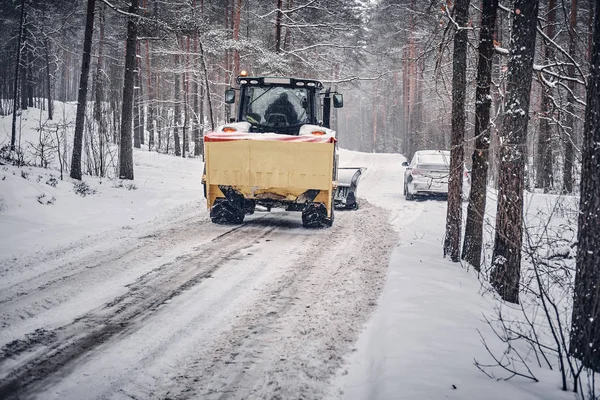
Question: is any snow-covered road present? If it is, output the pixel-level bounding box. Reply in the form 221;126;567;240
0;154;397;399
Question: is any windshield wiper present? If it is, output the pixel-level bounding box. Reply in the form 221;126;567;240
247;86;275;108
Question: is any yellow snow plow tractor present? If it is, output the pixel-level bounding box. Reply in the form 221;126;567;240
203;74;344;228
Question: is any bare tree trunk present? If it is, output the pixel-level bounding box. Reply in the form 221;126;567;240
44;37;53;120
570;0;600;371
119;0;139;180
193;28;200;157
443;0;470;262
11;0;26;151
173;53;181;157
183;36;190;156
94;2;106;177
70;0;96;180
232;0;242;76
133;42;141;149
26;41;33;108
536;0;556;192
275;0;283;53
462;0;498;270
146;41;154;151
199;40;214;131
563;0;578;193
490;0;540;304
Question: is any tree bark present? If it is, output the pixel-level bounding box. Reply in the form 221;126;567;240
173;53;181;157
563;0;578;193
570;0;600;372
133;42;141;149
11;0;26;151
275;0;283;53
118;0;139;180
232;0;242;76
193;30;200;156
490;0;540;304
94;2;106;176
199;40;214;131
443;0;470;262
70;0;96;180
462;0;498;270
44;37;53;120
536;0;556;192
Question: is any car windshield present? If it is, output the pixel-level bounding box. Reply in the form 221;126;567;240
241;86;310;128
417;153;450;170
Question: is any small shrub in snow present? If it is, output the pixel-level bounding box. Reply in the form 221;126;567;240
21;170;29;180
46;176;58;187
112;180;137;190
37;194;56;205
73;181;97;197
0;145;26;166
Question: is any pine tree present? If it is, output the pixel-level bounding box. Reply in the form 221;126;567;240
490;0;540;304
70;0;96;180
570;0;600;371
462;0;498;270
119;0;139;180
443;0;470;262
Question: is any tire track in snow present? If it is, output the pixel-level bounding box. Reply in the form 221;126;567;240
126;202;397;400
0;217;275;399
1;201;397;400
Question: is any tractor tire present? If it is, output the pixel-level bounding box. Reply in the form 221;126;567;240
301;203;333;228
210;199;245;224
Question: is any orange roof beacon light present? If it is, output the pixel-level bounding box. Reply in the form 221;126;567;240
222;126;237;133
239;70;248;77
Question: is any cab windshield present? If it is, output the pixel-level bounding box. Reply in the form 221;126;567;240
240;86;311;128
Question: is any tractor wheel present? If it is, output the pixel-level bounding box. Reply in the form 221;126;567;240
210;199;245;224
302;203;333;228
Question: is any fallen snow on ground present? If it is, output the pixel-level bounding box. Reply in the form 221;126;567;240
0;106;204;257
331;150;592;400
0;107;596;399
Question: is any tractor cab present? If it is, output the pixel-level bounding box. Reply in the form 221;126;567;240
225;74;343;135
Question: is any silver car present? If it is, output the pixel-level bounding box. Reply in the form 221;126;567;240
402;150;470;200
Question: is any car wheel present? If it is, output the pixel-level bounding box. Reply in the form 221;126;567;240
404;183;414;201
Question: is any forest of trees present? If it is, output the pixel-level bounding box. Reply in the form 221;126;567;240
1;0;599;395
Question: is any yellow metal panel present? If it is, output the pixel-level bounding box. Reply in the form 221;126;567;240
205;140;334;191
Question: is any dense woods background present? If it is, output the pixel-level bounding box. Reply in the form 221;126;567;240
1;0;599;395
1;0;595;189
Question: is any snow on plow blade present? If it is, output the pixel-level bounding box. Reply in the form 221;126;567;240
203;132;336;226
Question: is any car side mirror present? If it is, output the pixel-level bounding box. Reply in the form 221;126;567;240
333;93;343;108
402;161;409;167
225;89;235;104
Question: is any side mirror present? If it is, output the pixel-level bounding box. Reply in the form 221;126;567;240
401;161;409;167
333;93;343;108
225;89;235;104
